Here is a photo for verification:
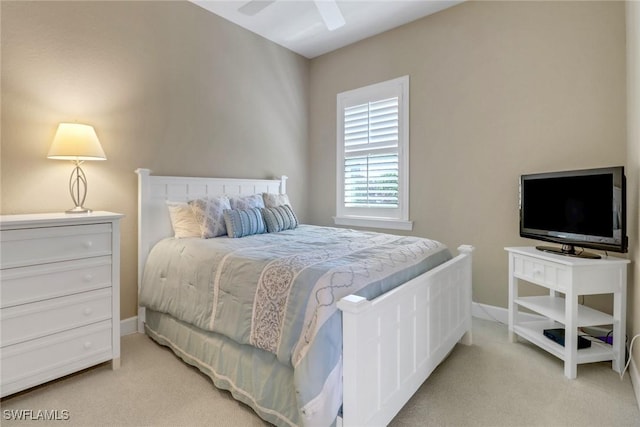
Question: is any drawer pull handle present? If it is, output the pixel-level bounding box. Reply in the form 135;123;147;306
83;308;93;316
84;241;93;249
533;268;543;276
83;274;93;282
83;341;92;349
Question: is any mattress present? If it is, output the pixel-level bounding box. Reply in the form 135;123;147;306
140;224;452;425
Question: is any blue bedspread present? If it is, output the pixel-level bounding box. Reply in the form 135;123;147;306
140;224;451;425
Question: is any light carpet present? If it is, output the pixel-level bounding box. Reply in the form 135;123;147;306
2;319;638;426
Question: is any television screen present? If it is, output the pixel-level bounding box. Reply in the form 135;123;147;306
520;166;626;257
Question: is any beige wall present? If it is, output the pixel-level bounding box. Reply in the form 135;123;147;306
309;1;627;308
626;0;640;392
1;0;633;342
0;1;310;319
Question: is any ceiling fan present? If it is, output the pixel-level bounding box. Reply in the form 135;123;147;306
238;0;346;31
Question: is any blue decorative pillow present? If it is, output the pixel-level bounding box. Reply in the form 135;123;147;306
261;205;298;233
223;208;266;238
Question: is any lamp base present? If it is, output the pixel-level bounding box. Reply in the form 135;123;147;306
66;206;92;214
67;162;91;215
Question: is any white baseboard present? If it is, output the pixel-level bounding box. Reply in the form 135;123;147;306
126;305;524;335
120;316;138;336
472;301;542;324
472;302;508;323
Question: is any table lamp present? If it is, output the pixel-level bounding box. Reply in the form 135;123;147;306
47;123;106;213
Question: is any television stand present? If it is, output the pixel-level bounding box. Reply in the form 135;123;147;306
535;244;601;259
506;246;629;379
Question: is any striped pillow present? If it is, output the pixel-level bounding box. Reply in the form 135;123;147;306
223;208;266;238
261;205;298;233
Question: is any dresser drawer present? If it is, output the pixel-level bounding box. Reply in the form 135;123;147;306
1;288;112;347
0;223;112;269
0;321;112;397
0;257;112;308
512;254;570;291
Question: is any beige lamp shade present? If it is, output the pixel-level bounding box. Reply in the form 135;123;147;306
47;123;106;161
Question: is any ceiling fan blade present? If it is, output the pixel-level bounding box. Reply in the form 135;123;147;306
314;0;345;31
238;0;276;16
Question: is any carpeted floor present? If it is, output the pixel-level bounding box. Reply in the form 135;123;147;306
2;319;638;426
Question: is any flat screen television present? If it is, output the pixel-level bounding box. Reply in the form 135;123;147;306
519;166;627;259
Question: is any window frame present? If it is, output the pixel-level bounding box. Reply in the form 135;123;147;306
334;75;412;231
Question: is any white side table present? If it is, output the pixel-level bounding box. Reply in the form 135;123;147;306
506;246;629;379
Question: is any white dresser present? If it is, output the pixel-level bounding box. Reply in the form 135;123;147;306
0;212;123;397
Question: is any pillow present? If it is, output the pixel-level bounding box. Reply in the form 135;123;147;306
261;205;298;233
223;208;266;238
166;201;201;238
189;196;231;238
229;194;265;211
262;192;292;209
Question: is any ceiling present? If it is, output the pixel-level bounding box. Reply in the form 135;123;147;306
191;0;464;58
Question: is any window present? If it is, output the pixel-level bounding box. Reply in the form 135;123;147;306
334;76;412;230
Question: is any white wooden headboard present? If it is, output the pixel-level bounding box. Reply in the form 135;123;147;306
135;168;287;331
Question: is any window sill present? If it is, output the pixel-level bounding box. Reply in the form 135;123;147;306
333;216;414;231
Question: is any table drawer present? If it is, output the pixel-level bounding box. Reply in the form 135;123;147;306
1;289;112;347
0;223;112;269
512;254;570;291
0;257;112;308
0;321;112;396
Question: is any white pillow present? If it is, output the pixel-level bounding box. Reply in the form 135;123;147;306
262;192;291;209
229;194;265;210
189;196;231;238
166;201;201;238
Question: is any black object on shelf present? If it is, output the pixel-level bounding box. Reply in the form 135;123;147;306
543;328;592;349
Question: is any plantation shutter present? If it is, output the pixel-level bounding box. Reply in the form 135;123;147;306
343;97;399;208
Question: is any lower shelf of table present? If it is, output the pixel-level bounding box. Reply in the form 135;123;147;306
512;320;614;364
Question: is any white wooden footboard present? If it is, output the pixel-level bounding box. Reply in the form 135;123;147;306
337;245;474;426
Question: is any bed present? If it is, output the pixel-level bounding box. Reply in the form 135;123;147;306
136;168;474;426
